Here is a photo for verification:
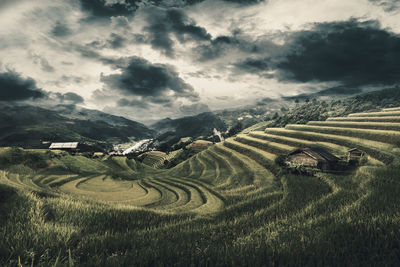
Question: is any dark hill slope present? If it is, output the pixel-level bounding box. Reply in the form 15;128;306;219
0;104;153;149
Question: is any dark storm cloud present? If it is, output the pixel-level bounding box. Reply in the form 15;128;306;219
79;0;265;19
55;92;85;104
51;21;72;37
0;71;45;101
278;19;400;86
78;0;138;18
235;57;271;71
101;56;199;103
143;7;211;56
195;36;239;60
232;19;400;90
195;32;273;61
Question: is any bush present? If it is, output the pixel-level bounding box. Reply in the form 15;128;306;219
274;154;288;167
0;147;48;170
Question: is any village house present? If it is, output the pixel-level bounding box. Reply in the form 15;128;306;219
285;147;340;172
49;142;79;153
191;140;213;152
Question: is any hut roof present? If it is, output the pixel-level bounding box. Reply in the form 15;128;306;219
347;148;363;153
289;147;339;163
49;142;79;149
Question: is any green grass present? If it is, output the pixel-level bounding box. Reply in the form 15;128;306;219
382;107;400;112
327;116;400;122
285;124;400;146
249;131;349;155
1;108;400;266
308;121;400;131
235;134;295;154
348;111;400;117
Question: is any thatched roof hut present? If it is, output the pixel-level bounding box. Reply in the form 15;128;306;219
286;147;340;171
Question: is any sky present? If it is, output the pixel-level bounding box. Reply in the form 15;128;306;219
1;0;400;123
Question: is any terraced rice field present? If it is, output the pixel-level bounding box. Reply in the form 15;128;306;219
1;107;400;266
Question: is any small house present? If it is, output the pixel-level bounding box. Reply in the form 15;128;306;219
191;140;213;152
49;142;79;152
285;147;340;172
347;148;365;162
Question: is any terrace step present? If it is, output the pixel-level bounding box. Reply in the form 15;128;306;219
348;111;400;117
307;121;400;131
285;124;400;146
327;116;400;122
250;131;349;155
235;134;294;154
265;128;394;164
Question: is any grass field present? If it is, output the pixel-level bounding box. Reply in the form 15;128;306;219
1;107;400;266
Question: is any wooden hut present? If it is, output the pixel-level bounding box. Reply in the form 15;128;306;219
347;148;365;162
285;147;340;172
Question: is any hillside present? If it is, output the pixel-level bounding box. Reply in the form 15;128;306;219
271;86;400;126
0;104;154;149
151;112;227;150
1;106;399;266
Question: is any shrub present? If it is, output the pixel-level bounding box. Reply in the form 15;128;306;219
274;154;288;167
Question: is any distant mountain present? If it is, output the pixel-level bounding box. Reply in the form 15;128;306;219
0;104;154;150
151;112;228;150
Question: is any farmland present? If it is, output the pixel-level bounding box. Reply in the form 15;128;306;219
1;108;400;266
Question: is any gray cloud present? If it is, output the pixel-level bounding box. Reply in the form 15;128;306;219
0;70;46;101
78;0;138;18
235;57;271;72
278;19;400;86
117;98;149;108
89;33;128;49
78;0;265;19
179;103;210;115
55;92;85;104
101;56;199;104
29;52;55;73
368;0;400;12
143;7;211;56
51;21;72;37
232;19;400;91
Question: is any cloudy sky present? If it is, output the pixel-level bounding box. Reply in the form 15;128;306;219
1;0;400;123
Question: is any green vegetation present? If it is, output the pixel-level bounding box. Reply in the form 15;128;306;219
308;120;400;131
1;107;400;266
270;86;400;127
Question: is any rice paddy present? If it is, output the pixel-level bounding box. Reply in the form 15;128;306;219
1;107;400;266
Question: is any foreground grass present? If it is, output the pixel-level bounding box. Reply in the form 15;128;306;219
1;163;399;266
